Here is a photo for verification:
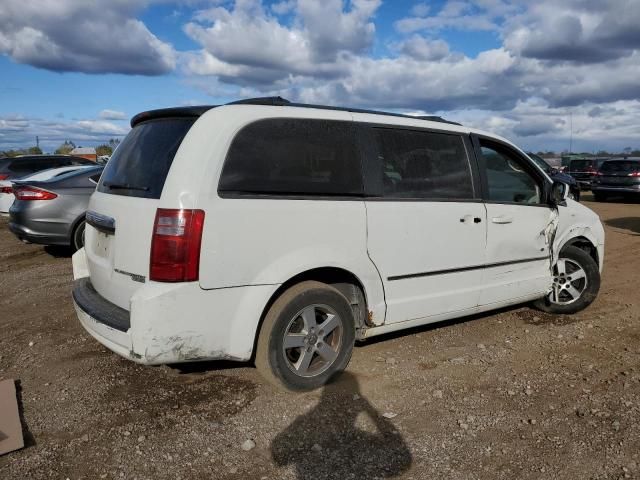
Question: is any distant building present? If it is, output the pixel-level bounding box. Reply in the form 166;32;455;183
70;147;97;162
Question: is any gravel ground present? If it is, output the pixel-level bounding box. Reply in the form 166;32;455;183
1;195;639;480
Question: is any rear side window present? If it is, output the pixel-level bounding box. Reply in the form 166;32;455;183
600;161;640;173
98;118;195;199
219;119;363;196
374;128;474;199
570;160;592;171
9;158;54;173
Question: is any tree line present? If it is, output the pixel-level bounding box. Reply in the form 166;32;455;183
1;138;121;158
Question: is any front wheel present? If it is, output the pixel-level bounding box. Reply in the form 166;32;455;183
533;246;600;314
255;281;355;391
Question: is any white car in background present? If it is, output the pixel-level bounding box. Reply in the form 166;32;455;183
0;165;94;215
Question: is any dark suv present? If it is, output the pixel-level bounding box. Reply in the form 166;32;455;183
591;158;640;201
0;155;94;181
567;158;607;189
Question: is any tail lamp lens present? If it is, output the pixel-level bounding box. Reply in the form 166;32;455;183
0;174;8;180
150;209;205;282
0;186;13;194
13;186;57;200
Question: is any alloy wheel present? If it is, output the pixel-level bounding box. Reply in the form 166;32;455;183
549;258;588;305
282;304;343;378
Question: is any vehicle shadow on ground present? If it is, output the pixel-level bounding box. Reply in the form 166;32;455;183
271;371;412;479
605;217;640;235
43;245;74;258
359;303;528;347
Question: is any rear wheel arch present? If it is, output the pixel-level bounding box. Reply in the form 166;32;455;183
251;267;369;361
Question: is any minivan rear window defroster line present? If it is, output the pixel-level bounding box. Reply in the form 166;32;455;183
387;256;549;281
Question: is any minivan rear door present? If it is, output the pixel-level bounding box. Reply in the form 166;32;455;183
85;117;196;310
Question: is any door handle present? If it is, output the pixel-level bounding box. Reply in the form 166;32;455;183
492;216;514;224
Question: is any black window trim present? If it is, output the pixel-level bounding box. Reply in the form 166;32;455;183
217;117;367;200
471;133;553;208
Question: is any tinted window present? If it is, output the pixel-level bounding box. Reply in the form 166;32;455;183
8;158;44;173
570;160;593;171
600;161;640;174
481;143;542;204
97;118;195;199
219;119;363;196
374;128;473;199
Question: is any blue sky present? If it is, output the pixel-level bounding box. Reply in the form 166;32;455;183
1;0;639;153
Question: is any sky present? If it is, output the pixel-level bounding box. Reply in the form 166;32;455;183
1;0;639;153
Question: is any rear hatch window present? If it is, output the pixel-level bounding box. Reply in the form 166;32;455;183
97;118;195;199
600;161;640;174
570;160;592;171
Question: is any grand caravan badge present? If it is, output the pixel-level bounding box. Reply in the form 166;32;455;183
114;268;146;283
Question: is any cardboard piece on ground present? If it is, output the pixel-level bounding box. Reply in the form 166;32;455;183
0;379;24;456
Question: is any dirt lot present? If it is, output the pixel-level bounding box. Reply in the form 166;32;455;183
1;195;639;480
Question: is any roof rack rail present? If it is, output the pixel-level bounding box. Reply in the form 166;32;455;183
227;96;291;106
225;97;462;126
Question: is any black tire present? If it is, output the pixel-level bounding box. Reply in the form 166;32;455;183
255;281;356;391
533;245;600;314
593;192;607;202
71;220;86;252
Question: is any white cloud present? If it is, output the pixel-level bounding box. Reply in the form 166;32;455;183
182;0;380;83
99;110;128;121
0;0;175;75
503;0;640;63
398;36;450;61
0;114;129;152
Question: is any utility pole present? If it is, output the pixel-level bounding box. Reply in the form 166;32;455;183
569;112;573;154
36;136;40;149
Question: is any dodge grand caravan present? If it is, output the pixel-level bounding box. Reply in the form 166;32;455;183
72;97;605;391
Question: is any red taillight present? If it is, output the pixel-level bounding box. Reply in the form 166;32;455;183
0;174;9;180
13;186;57;200
150;209;205;282
629;171;640;177
0;186;12;194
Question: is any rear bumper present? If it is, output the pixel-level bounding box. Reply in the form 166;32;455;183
8;220;69;245
71;249;280;365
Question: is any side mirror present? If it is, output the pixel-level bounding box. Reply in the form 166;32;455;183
551;181;569;205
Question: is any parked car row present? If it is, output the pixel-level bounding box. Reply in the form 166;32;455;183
0;154;103;250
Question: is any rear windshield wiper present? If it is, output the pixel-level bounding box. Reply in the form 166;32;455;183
104;182;149;192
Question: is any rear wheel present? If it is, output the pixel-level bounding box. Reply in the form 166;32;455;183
255;281;355;391
533;246;600;314
71;220;86;252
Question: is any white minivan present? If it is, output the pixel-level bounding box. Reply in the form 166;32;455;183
72;97;604;390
